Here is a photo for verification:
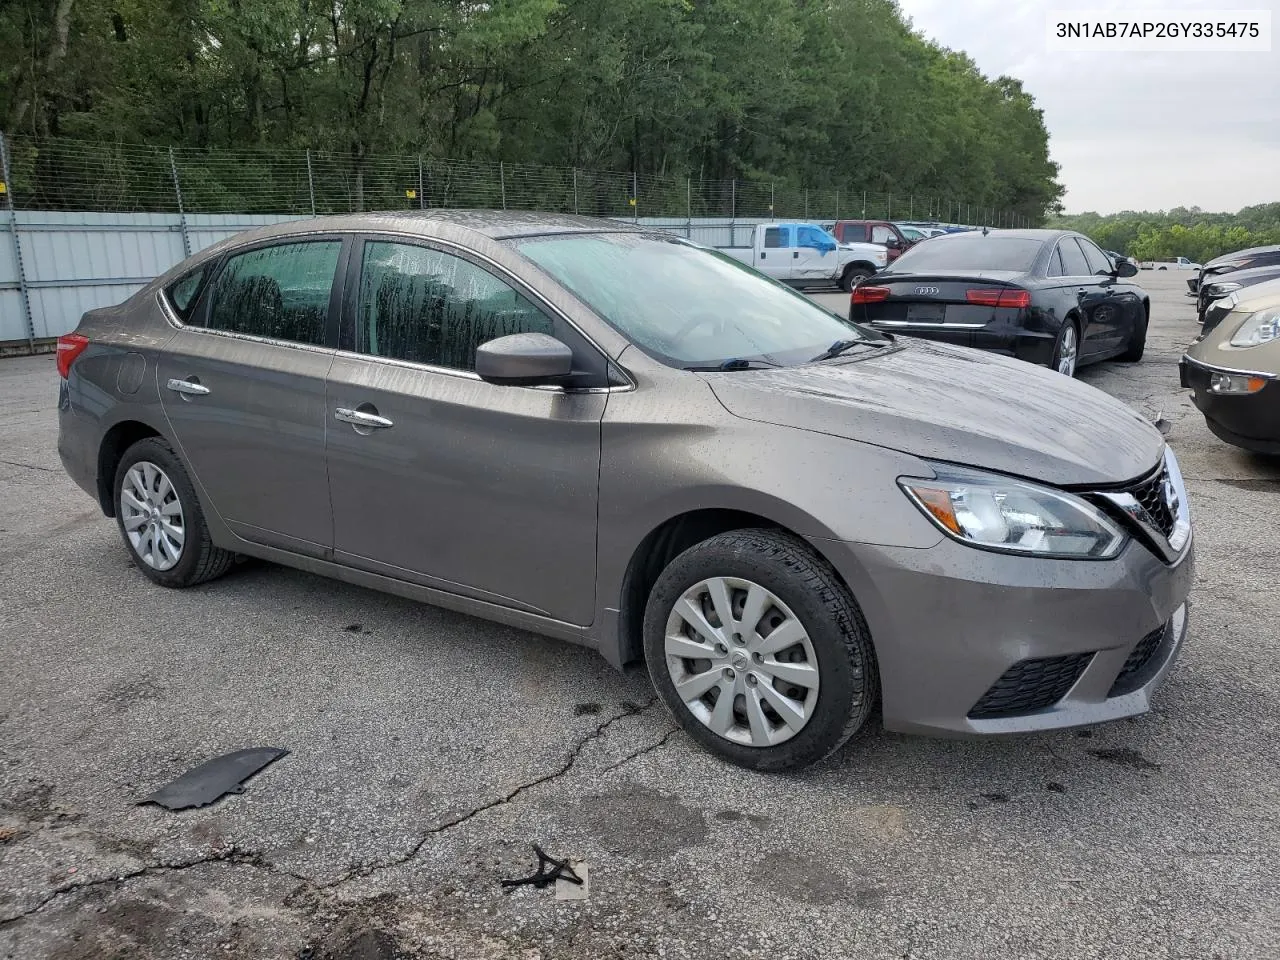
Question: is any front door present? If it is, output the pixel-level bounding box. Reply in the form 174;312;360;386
157;237;346;556
324;237;606;625
791;224;838;282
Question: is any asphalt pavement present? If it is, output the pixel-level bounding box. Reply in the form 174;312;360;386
1;272;1278;960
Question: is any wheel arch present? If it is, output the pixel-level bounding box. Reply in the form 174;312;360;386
606;507;858;670
96;419;165;516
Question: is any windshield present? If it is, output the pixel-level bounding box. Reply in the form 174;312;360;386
900;227;926;242
512;233;884;367
887;236;1044;273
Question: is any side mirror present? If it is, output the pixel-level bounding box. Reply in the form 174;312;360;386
475;332;573;386
1113;259;1138;278
884;237;901;249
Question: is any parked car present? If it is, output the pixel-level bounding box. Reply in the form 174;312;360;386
829;220;917;263
1144;256;1201;271
1196;263;1280;330
1192;244;1280;314
1181;278;1280;454
56;212;1192;772
849;229;1149;376
720;222;886;290
897;225;930;243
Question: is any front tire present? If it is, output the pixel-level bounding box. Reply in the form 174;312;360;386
113;437;234;588
643;529;878;771
1118;309;1148;362
1050;319;1079;377
840;264;875;292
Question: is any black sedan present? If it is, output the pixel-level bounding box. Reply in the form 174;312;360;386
1198;263;1280;331
1191;243;1280;309
849;229;1147;377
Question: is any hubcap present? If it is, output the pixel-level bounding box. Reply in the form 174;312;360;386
120;461;185;571
664;577;820;747
1057;325;1078;376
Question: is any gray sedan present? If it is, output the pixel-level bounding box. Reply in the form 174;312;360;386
56;211;1194;770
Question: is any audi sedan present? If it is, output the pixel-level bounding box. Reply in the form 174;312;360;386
850;229;1149;377
57;212;1193;771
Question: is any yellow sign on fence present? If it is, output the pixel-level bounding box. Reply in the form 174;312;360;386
0;181;7;195
405;189;417;200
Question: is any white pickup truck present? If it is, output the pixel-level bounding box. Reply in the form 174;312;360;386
718;222;888;291
1143;256;1202;271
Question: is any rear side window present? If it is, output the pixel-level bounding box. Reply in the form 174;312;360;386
889;237;1044;273
1058;239;1091;277
1046;245;1066;277
164;265;209;321
763;227;782;249
354;241;553;371
204;241;341;345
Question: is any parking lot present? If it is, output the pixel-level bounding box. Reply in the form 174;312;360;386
1;271;1278;960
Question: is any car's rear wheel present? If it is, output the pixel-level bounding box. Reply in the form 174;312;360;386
643;529;878;771
840;264;875;292
114;437;234;588
1050;320;1079;377
1119;309;1148;362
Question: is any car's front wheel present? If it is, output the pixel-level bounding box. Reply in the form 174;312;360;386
113;437;234;588
643;529;878;771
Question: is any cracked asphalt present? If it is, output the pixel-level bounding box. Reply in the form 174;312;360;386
2;272;1278;959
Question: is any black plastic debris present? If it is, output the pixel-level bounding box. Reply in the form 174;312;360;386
501;844;583;891
140;747;288;810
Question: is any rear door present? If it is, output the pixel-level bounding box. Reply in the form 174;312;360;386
756;225;792;280
1054;237;1111;356
157;236;347;557
324;236;608;625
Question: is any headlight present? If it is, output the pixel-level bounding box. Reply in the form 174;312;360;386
1206;281;1241;298
1229;308;1280;347
899;466;1126;559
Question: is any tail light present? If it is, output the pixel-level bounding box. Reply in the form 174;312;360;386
965;288;1031;308
852;285;891;304
56;334;90;379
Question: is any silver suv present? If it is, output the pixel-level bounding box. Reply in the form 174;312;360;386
56;212;1194;770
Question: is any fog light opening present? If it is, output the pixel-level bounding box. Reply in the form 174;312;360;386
1209;372;1266;395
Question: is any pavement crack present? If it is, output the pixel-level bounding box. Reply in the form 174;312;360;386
0;845;279;929
326;698;660;888
600;727;680;775
0;458;59;474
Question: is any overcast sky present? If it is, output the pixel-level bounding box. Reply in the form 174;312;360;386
895;0;1280;214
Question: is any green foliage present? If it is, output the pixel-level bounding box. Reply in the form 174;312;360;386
1;0;1062;221
1052;205;1280;262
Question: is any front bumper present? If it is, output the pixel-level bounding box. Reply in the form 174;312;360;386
1180;355;1280;454
817;532;1194;737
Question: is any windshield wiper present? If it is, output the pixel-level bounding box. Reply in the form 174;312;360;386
810;337;890;362
683;357;781;372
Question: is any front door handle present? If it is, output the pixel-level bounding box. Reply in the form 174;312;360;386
166;378;210;396
335;407;394;430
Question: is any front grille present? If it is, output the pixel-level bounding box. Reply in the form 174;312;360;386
1126;467;1176;539
1108;624;1168;697
968;653;1093;720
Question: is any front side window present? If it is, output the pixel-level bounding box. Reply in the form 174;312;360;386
513;233;885;368
355;241;554;371
1057;238;1092;277
870;225;893;244
205;241;340;345
797;225;833;250
1078;238;1113;276
164;265;209;321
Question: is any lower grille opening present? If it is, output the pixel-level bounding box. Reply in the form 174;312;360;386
968;653;1094;720
1108;624;1169;697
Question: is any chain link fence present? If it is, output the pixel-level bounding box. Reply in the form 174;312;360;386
0;133;1033;227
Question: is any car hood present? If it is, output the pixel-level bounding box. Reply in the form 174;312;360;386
706;340;1164;487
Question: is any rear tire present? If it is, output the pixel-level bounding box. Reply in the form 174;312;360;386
643;529;878;771
1119;309;1148;362
840;264;875;292
113;437;234;588
1049;319;1080;377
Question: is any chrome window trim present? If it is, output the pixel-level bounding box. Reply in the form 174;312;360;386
1181;352;1277;381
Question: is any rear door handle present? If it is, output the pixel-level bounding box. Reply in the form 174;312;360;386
166;378;210;396
793;251;800;259
335;407;394;429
